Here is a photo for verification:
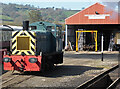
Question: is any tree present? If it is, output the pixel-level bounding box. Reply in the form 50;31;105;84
28;10;43;23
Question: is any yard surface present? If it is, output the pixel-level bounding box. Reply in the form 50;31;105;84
1;51;119;88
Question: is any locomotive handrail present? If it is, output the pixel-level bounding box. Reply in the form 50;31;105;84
3;25;14;31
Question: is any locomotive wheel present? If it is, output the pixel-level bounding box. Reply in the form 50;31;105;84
48;62;55;70
41;61;55;72
44;62;54;70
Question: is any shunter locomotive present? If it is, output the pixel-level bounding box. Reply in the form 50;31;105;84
3;21;63;72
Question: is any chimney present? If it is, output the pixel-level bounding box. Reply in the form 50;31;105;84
23;21;29;31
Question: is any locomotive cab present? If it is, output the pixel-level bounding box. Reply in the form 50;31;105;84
29;21;63;54
3;21;63;72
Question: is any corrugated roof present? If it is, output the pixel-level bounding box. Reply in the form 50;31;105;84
65;3;118;25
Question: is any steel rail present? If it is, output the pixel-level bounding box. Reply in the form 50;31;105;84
107;77;120;89
76;64;119;89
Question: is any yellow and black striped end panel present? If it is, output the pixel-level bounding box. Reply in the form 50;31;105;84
12;31;36;55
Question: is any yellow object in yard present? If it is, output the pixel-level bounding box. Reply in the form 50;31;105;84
76;30;97;52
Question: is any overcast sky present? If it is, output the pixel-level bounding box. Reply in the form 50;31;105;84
0;0;119;10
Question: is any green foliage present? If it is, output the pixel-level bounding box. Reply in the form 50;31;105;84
0;3;80;30
0;15;13;20
0;8;2;14
28;10;43;23
63;10;78;17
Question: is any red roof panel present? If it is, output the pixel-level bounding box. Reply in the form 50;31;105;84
65;3;118;25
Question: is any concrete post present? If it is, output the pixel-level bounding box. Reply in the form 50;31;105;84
101;34;104;52
65;25;68;48
101;34;104;61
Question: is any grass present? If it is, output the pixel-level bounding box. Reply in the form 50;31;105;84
1;21;16;25
0;15;13;20
63;10;78;17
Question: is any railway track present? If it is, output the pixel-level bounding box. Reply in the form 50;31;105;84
76;65;120;89
1;71;35;88
2;65;119;89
